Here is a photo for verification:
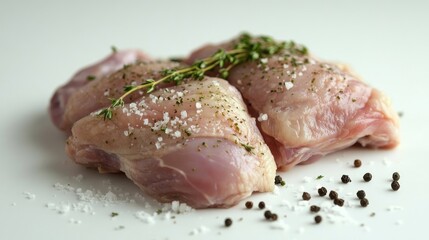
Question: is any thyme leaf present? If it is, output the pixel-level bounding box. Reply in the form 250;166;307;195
98;33;307;120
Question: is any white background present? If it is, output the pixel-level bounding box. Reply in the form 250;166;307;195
1;0;428;239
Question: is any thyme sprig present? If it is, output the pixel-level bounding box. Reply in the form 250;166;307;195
98;33;306;120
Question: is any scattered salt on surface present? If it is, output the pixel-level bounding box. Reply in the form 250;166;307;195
383;158;392;166
270;220;289;231
395;220;404;225
135;211;156;224
189;225;210;235
195;102;202;109
387;205;404;211
23;192;36;200
73;174;83;182
303;176;312;183
272;186;280;195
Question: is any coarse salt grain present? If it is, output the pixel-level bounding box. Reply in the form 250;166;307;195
155;142;162;149
284;82;294;90
180;110;188;119
257;113;268;122
260;58;268;64
23;192;36;200
189;226;210;235
173;131;181;138
135;211;156;224
195;102;202;109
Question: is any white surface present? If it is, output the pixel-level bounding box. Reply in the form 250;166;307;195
1;0;428;239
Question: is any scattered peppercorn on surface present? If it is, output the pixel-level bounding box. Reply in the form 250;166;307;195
11;148;409;239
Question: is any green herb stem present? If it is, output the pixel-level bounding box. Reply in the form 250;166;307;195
98;33;307;120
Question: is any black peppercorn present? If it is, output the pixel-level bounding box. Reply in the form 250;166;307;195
360;198;369;207
341;175;351;183
334;198;344;207
302;192;311;201
258;201;265;209
245;201;253;209
314;215;322;224
274;175;286;186
264;210;272;220
271;213;278;221
329;190;338;200
392;172;400;181
225;218;232;227
356;190;366;199
310;205;321;213
363;173;372;182
354;159;362;168
391;181;400;191
318;187;327;196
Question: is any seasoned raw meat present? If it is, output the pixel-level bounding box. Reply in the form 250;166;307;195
186;36;400;170
66;77;276;208
59;61;180;133
49;49;150;132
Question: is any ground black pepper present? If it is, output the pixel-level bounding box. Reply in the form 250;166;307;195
334;198;344;207
318;187;327;196
315;215;322;224
354;159;362;168
329;190;338;200
245;201;253;209
363;173;372;182
341;175;351;183
258;201;266;209
360;198;369;207
356;190;366;199
302;192;311;200
310;205;321;213
391;181;400;191
392;172;400;181
224;218;232;227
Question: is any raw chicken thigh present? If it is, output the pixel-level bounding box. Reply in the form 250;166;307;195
49;49;150;132
59;60;180;133
186;36;400;170
66;77;276;208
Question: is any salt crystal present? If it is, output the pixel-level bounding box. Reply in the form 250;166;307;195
284;82;294;90
387;205;404;211
73;174;83;182
383;158;392;166
135;211;156;224
260;58;268;64
303;176;312;183
270;220;289;231
173;131;181;138
272;185;280;195
283;64;289;69
155;142;161;149
257;113;268;122
180;110;188;119
195;102;202;109
23;192;36;200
